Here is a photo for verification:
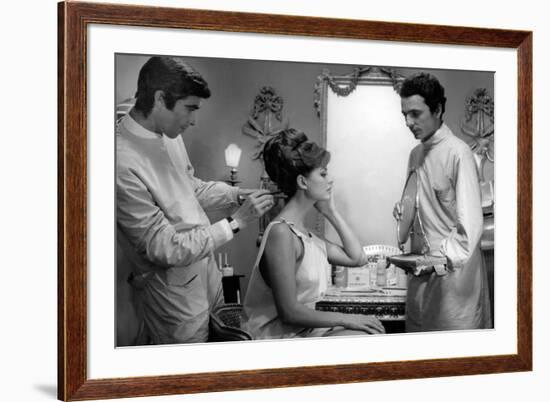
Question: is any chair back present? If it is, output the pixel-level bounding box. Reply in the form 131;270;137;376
209;303;253;342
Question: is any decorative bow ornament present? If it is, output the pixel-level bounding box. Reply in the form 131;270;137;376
242;86;289;159
460;88;494;163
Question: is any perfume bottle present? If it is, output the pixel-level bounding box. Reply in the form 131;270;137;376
219;253;241;304
376;258;387;287
221;253;234;277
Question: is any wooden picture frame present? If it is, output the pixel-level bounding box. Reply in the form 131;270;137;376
58;1;532;400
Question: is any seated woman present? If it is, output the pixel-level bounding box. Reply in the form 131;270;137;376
243;128;385;340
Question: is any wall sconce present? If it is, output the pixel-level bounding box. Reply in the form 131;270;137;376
224;143;242;186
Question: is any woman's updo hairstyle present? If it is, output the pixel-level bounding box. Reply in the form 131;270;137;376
262;128;330;198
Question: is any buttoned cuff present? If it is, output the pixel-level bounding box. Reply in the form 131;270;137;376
210;219;234;248
439;243;465;272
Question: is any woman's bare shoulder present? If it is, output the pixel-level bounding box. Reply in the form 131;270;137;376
264;222;302;258
265;222;294;247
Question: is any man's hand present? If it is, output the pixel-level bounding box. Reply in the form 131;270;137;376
231;190;274;230
237;188;256;205
392;201;403;221
237;188;257;196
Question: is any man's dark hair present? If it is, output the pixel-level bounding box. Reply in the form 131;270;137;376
134;56;211;117
400;73;446;118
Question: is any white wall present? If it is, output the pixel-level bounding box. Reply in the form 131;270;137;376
0;0;546;401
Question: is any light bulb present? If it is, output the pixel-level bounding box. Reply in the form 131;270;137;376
224;144;242;168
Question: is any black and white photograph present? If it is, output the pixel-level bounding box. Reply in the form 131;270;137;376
115;53;495;347
6;0;546;401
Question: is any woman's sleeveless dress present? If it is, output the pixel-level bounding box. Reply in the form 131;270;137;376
243;219;333;339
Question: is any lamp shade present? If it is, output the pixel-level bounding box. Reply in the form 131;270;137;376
224;143;242;168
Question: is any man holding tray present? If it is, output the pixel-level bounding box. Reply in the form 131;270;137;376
116;56;274;344
394;73;492;332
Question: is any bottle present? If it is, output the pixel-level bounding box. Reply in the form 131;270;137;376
333;265;347;288
376;258;387;287
220;253;234;277
397;268;408;288
368;257;377;287
222;265;234;277
220;253;240;303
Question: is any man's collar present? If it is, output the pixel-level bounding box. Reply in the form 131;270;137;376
121;112;163;139
422;123;450;149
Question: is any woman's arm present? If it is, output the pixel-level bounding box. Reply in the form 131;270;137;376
315;200;367;267
262;223;383;334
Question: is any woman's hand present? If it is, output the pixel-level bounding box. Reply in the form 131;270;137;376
314;187;336;218
342;314;386;334
314;200;333;218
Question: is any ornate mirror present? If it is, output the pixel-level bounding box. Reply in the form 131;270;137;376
315;67;417;247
